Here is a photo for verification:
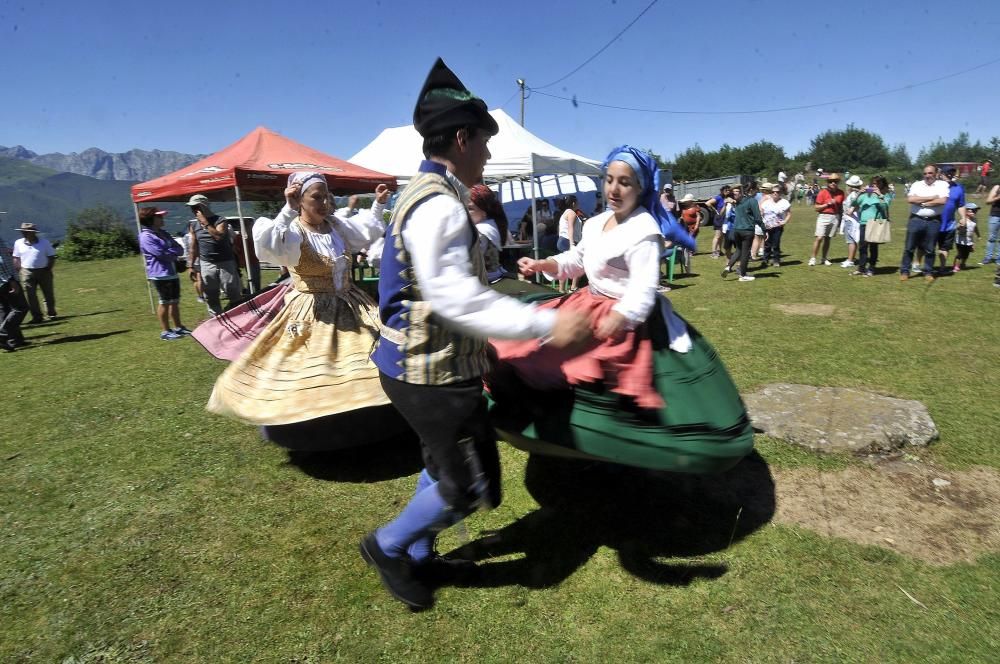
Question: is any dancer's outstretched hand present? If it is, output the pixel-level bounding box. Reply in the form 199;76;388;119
518;257;540;276
549;309;591;349
595;311;627;342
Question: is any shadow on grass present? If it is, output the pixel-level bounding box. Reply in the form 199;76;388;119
55;309;124;320
43;330;130;345
449;450;775;589
283;433;422;483
22;319;65;329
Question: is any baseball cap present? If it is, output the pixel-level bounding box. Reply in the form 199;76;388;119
186;194;210;207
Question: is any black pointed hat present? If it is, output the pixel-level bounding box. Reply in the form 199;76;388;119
413;58;499;138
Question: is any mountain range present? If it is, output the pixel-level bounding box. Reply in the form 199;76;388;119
0;145;203;182
0;158;139;239
0;145;208;241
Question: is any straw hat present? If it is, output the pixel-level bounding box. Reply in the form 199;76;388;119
18;222;39;233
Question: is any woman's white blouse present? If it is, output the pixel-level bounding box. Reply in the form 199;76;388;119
252;202;385;287
548;207;663;327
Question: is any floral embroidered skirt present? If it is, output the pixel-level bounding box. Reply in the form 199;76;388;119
207;286;390;425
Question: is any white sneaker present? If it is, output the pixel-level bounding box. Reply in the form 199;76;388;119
823;259;832;266
840;260;855;268
738;275;756;282
808;257;817;266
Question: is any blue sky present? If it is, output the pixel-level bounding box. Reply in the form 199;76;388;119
3;0;999;165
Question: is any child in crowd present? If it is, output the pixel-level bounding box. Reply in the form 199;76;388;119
953;202;981;272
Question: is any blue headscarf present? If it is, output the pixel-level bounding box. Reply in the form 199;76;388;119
602;145;696;252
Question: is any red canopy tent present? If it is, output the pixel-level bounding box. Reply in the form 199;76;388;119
131;125;395;202
130;126;395;298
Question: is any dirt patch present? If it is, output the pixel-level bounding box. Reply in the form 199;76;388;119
771;461;1000;565
770;303;836;316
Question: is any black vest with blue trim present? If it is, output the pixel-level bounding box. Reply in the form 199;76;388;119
371;161;490;385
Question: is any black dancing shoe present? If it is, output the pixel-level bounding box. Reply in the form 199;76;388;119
413;552;479;586
359;533;433;610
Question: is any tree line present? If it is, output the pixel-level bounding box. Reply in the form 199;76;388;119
655;126;1000;182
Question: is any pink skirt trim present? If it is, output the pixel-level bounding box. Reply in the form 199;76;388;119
490;288;664;409
192;283;290;361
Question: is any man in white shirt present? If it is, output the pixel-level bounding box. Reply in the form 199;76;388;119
900;165;950;281
12;222;57;323
362;58;589;610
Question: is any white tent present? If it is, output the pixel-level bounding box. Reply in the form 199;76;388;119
350;109;602;259
350;108;601;184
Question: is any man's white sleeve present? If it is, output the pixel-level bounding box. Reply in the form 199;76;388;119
403;195;555;340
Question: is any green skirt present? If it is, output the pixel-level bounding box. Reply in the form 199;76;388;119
488;300;754;474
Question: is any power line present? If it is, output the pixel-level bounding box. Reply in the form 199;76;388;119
527;54;1000;115
532;0;659;90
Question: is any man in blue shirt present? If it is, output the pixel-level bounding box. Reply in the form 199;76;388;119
937;167;966;274
710;184;732;259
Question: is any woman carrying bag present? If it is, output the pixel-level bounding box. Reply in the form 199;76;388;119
852;176;891;277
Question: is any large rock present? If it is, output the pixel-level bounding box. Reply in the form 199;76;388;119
743;383;938;455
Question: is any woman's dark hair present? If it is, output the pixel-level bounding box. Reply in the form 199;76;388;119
138;206;160;228
469;184;508;242
422;125;480;159
874;176;889;192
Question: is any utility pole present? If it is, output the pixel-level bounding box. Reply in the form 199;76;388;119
516;79;526;127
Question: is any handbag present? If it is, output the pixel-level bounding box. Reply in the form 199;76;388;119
867;217;891;244
174;257;188;273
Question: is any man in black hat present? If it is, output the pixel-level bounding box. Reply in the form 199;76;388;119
363;58;589;610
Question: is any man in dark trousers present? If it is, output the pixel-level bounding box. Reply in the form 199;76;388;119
186;195;242;315
721;184;764;282
0;217;29;351
362;58;589;610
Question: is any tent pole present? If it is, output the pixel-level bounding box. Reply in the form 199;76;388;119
530;170;540;283
133;202;155;313
233;185;255;295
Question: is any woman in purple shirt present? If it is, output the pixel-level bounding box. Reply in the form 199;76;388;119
138;206;191;340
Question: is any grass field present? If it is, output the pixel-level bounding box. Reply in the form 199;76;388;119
2;196;999;662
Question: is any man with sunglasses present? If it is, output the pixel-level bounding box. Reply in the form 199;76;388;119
900;165;950;282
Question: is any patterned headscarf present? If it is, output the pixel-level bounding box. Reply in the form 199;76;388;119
603;145;695;252
288;171;328;194
469;184;509;242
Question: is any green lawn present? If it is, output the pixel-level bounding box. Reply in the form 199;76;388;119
2;201;998;662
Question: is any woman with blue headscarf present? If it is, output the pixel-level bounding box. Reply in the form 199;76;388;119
487;147;752;473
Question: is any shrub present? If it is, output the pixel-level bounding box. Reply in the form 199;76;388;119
58;205;138;261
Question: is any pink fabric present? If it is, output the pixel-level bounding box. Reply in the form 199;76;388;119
490;288;663;409
192;283;290;361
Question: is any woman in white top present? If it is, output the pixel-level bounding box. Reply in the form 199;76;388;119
556;194;584;292
491;146;699;409
204;171;405;447
467;184;509;283
486;146;752;472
